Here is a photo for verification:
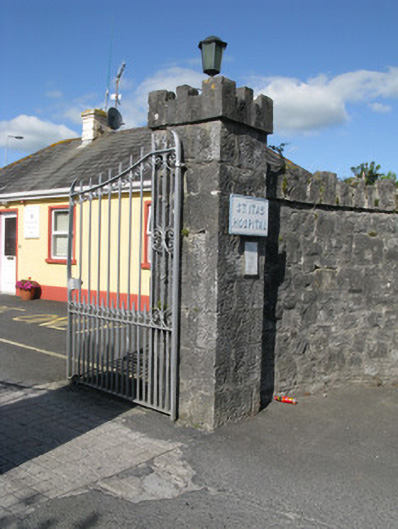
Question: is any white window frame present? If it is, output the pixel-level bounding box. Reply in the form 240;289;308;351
51;208;69;260
146;204;152;265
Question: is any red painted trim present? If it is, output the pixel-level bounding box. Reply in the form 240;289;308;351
39;285;68;302
141;200;151;270
46;205;75;264
0;208;18;292
45;257;77;265
41;284;150;309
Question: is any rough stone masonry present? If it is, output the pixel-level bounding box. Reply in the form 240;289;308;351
263;156;398;399
148;76;398;430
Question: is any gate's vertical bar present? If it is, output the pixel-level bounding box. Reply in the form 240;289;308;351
100;298;106;389
143;310;148;401
116;165;122;309
166;149;174;411
159;151;169;409
77;181;84;377
115;168;123;395
106;170;112;307
87;178;92;303
67;180;78;378
165;329;170;412
126;156;133;396
81;292;87;379
110;299;115;393
127;156;133;309
154;327;159;407
96;174;103;387
170;131;182;421
131;303;137;399
148;139;157;406
105;301;111;391
137;148;144;400
105;171;112;389
120;301;126;396
87;178;93;381
147;139;160;405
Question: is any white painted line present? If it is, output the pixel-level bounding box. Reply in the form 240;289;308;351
0;338;66;359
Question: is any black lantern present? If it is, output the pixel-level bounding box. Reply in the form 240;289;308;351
198;35;227;77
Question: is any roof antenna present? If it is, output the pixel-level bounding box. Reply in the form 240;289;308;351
112;62;126;108
107;62;126;130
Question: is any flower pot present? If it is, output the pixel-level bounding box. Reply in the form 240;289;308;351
20;289;35;301
15;288;21;297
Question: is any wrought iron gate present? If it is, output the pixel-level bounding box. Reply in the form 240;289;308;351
66;131;182;419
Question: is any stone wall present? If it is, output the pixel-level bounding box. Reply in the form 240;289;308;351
148;76;398;429
263;152;398;399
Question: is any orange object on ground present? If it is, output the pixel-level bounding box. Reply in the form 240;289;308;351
274;395;298;405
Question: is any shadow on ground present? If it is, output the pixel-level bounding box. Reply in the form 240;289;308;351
0;382;131;474
2;511;101;529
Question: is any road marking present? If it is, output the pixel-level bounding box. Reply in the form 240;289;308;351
13;313;60;324
0;338;66;359
0;306;26;314
12;313;67;331
40;316;68;331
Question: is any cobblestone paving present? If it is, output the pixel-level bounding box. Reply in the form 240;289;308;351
0;382;182;521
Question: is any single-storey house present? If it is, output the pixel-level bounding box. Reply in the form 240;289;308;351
0;110;153;303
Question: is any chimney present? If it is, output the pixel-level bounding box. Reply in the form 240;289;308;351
80;109;108;146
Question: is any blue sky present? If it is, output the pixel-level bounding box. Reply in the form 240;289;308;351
1;0;397;178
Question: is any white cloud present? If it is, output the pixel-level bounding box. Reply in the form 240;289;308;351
49;92;103;126
45;90;63;99
369;102;393;113
113;65;398;135
251;67;398;134
5;64;397;158
62;107;86;124
0;115;78;152
120;67;205;127
1;68;204;157
253;75;348;133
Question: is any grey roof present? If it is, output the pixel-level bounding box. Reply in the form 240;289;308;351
0;127;152;194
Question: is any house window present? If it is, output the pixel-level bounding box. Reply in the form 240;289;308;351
141;202;152;269
46;207;72;263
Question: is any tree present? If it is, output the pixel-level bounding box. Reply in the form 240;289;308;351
349;162;397;186
350;161;382;185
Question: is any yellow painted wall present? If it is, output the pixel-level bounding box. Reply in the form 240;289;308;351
0;192;151;301
21;198;75;289
75;192;151;299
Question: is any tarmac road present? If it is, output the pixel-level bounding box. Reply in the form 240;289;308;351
1;294;398;528
0;294;67;386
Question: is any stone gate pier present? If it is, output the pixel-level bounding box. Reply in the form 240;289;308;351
149;76;273;429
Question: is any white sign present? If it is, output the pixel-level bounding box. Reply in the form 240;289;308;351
24;205;40;239
229;194;269;237
244;241;258;276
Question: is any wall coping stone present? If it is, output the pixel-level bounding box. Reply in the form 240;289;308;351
267;149;398;212
148;76;273;134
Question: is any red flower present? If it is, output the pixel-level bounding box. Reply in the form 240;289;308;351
16;279;40;291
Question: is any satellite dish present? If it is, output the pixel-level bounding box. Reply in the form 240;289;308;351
107;107;123;130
